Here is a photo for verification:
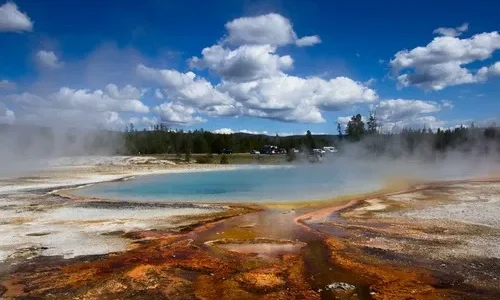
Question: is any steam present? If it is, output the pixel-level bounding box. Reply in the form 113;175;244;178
0;124;124;176
0;44;145;176
322;131;500;183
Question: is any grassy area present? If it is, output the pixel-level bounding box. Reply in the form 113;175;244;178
153;153;288;165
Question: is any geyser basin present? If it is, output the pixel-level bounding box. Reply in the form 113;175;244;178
73;165;382;203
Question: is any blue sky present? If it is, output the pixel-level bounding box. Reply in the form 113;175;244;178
0;0;499;135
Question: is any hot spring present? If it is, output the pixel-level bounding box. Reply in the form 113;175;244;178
72;160;489;203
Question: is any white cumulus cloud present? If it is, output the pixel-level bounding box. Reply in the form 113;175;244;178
220;75;377;112
476;61;500;81
128;116;159;129
8;84;149;114
51;87;149;113
212;128;235;134
387;116;446;133
5;83;150;129
433;23;469;37
441;100;454;109
101;111;125;129
370;99;445;132
0;2;33;32
153;102;205;125
218;74;376;123
373;99;441;122
139;63;376;124
224;13;320;47
190;44;293;82
105;84;143;100
212;128;305;136
36;50;64;69
137;64;234;108
204;104;242;117
390;31;500;90
295;35;321;47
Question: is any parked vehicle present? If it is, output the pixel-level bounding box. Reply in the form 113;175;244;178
260;145;281;154
218;148;233;154
250;150;260;155
323;146;338;153
313;148;326;155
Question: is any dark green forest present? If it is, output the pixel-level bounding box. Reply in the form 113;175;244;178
122;125;332;156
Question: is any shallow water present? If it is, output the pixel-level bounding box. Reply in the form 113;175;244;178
218;242;305;259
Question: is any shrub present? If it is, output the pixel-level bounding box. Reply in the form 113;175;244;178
220;154;229;164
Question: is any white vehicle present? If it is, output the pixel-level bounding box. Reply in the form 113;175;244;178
323;146;338;153
313;148;326;155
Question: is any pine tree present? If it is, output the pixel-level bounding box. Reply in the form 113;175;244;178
306;130;316;151
183;135;193;162
346;114;365;141
337;123;343;140
367;113;377;134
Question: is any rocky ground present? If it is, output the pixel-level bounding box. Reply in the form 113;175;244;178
0;193;237;263
299;180;500;299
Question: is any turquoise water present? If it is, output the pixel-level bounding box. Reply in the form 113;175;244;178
74;165;382;203
76;159;497;202
73;158;497;203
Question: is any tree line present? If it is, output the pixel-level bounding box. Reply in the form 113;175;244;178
122;114;500;159
123;124;332;156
